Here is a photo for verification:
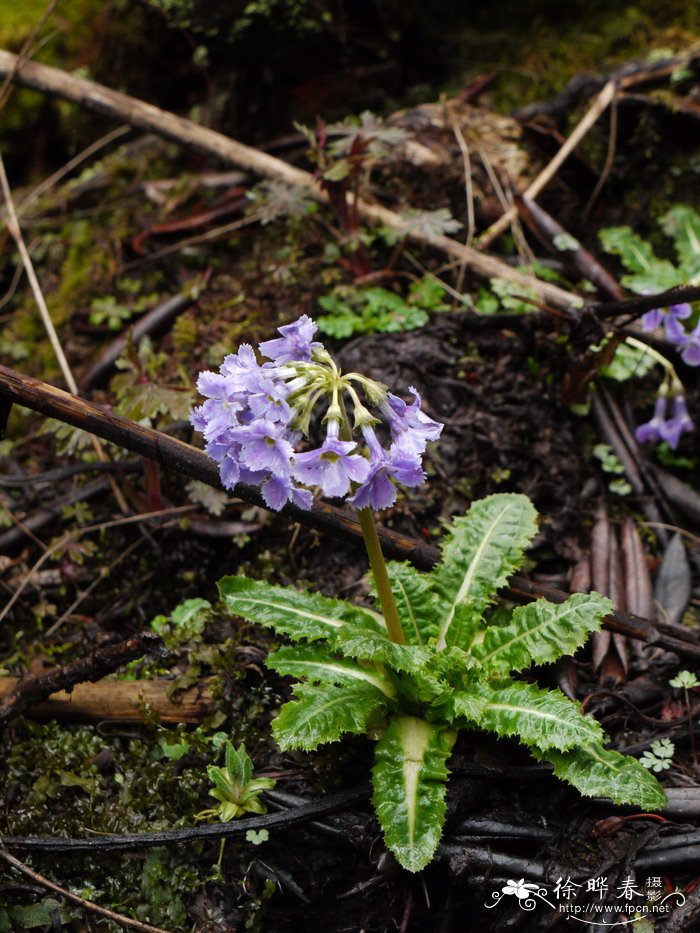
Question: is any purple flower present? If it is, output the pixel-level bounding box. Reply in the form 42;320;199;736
294;437;370;498
641;303;692;336
261;474;313;511
245;372;293;423
380;386;443;454
221;344;264;383
664;395;694;447
679;322;700;367
635;395;694;449
259;315;322;364
231;420;295;475
191;315;442;511
348;429;425;510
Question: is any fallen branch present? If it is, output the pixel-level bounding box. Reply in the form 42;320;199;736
590;285;700;322
0;631;161;722
0;675;214;724
0;49;580;311
1;363;699;660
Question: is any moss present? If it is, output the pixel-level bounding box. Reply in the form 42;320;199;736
441;1;698;111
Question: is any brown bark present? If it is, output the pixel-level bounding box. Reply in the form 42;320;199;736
0;676;214;723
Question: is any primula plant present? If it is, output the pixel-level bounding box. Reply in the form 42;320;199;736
192;316;666;873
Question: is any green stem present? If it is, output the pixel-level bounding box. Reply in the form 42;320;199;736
337;390;405;645
356;507;405;645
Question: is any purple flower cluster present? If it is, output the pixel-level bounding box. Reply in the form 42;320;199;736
635;394;693;449
641;303;700;367
190;315;443;511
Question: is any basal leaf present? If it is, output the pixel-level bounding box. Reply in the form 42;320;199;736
219;576;384;642
267;645;396;698
272;682;387;750
333;625;432;673
372;716;456;872
474;680;605;752
431;494;538;649
380;562;440;645
471;592;613;675
662;204;700;278
533;744;667;810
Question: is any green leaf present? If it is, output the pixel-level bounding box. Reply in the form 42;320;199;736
266;645;396;697
380;562;440;645
473;680;606;751
219;575;384;642
599;226;681;293
431;494;538;649
225;742;252;789
372;716;456;872
272;682;387;750
333;625;432;673
662;205;700;278
601;342;657;382
534;744;667;810
471;592;613;675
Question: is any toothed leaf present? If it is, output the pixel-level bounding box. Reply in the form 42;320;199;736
333;626;432;672
219;575;384;642
431;494;538;649
379;562;440;644
272;682;387;751
472;680;605;751
533;744;667;810
471;592;613;674
372;716;456;872
267;645;395;697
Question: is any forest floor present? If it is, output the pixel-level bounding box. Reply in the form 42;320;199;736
0;5;700;931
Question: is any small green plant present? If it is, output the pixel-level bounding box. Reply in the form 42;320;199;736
475;263;569;314
640;739;675;773
317;278;448;339
150;597;212;649
196;741;275;822
111;337;195;426
670;670;699;767
220;493;666;872
592;443;632;496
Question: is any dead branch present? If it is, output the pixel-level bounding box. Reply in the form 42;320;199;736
0;631;161;722
0;49;580;311
0;676;214;723
1;364;699;660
